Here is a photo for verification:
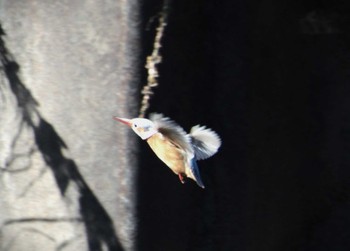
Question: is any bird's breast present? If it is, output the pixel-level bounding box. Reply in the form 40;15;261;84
146;133;187;174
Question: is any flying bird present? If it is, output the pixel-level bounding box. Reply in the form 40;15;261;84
114;113;221;188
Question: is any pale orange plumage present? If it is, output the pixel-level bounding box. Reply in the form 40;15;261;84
114;113;221;188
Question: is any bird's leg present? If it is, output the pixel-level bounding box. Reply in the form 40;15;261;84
178;173;185;184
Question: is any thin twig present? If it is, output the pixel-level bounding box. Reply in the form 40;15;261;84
139;1;170;118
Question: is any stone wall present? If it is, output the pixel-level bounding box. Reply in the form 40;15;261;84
0;1;139;250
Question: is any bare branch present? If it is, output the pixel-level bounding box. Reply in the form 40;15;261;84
138;0;171;118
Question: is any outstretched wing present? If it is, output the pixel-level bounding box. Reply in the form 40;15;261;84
149;113;193;155
190;125;221;160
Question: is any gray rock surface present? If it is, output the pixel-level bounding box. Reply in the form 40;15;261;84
0;1;139;250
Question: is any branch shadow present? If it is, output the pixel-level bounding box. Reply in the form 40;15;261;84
0;24;124;251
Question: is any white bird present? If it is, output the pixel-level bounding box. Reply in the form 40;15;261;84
114;113;221;188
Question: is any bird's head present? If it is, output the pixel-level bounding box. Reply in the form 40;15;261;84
114;117;157;140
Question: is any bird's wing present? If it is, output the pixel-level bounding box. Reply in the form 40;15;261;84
190;125;221;160
149;113;193;155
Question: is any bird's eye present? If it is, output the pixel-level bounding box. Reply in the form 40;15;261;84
134;124;137;128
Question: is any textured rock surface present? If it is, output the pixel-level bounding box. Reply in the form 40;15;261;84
0;1;139;250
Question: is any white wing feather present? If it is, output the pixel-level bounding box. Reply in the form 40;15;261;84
149;113;221;160
149;113;194;155
190;125;221;160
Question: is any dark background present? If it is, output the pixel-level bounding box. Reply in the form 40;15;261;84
137;1;350;251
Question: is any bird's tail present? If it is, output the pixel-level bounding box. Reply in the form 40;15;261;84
190;159;205;188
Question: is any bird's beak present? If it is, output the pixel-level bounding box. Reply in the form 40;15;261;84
113;117;132;127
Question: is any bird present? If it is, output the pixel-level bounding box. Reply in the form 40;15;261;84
114;113;221;188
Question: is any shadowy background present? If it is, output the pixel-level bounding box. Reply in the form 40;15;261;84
1;1;350;251
137;1;350;251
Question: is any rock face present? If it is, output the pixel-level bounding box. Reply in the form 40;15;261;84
0;1;139;251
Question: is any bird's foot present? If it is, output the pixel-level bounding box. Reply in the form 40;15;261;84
178;173;185;184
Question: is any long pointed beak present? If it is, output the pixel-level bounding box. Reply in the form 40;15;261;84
113;117;132;127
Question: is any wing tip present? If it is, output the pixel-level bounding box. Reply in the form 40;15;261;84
190;125;222;160
191;125;222;143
